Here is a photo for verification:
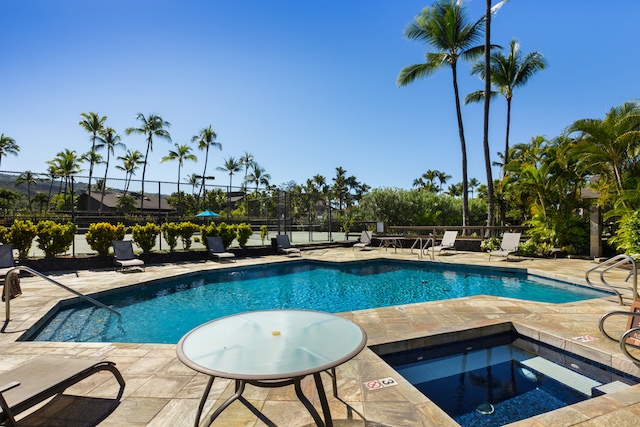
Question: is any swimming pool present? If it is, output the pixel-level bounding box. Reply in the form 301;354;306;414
25;260;609;344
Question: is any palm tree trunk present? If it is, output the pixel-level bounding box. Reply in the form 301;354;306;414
141;138;151;212
483;0;495;232
451;62;470;229
504;97;512;169
100;152;110;214
199;145;210;209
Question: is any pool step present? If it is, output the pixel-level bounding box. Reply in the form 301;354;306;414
592;381;631;396
522;356;601;396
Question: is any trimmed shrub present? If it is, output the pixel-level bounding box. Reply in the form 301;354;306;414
36;220;78;258
131;222;161;253
178;222;200;250
8;219;37;259
260;225;268;245
161;222;181;252
200;223;219;251
237;223;253;248
0;225;8;243
218;222;237;249
85;222;126;256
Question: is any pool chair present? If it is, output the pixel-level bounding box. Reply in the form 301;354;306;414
207;236;236;262
489;232;522;261
0;244;15;278
599;301;640;364
429;230;458;257
0;355;125;427
276;234;301;256
112;240;145;271
353;230;373;251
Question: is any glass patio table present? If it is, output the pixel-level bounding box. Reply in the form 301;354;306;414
177;309;368;427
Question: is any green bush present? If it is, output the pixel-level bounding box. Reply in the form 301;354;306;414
200;223;219;251
0;225;8;243
36;220;78;258
237;223;253;248
178;222;200;250
85;222;126;256
8;219;37;259
218;222;237;249
480;236;501;252
518;239;539;257
161;222;181;252
131;222;161;253
260;225;268;245
610;210;640;255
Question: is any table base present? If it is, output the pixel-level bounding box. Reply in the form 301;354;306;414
195;372;334;427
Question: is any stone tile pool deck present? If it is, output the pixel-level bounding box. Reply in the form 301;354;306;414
2;247;640;426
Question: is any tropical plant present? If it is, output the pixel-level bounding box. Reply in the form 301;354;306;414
237;223;253;248
240;151;254;190
35;220;78;258
78;112;107;203
161;143;197;214
85;222;126;256
246;162;271;193
116;149;144;196
46;149;82;210
32;192;50;213
7;219;37;259
15;170;39;212
178;221;200;250
131;222;161;253
609;210;640;255
0;133;19;168
200;223;219;250
192;125;221;204
260;224;268;245
125;113;172;211
217;156;243;192
161;222;181;252
466;39;547;169
398;0;485;228
0;225;7;243
98;127;125;212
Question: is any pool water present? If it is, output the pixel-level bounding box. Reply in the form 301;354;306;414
382;333;639;426
25;260;609;344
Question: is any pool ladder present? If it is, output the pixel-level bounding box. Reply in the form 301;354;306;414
585;254;639;305
4;266;121;323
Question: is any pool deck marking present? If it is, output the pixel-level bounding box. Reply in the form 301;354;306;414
2;249;640;426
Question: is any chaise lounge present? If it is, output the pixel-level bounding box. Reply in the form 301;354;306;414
428;230;458;258
207;236;236;262
0;244;15;278
112;240;145;271
276;234;301;256
0;356;125;427
489;232;522;261
353;230;373;251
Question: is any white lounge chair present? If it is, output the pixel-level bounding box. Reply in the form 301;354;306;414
207;236;236;262
489;232;521;261
0;356;125;427
0;244;15;278
353;231;373;251
429;231;458;257
276;235;301;256
112;240;145;271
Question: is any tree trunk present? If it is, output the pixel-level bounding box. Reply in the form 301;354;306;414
451;62;470;229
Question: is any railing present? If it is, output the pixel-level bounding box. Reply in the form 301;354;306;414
585;254;639;305
4;266;121;322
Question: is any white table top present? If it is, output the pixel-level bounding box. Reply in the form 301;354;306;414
177;310;367;380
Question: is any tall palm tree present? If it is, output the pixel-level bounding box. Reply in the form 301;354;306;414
116;149;144;196
98;127;125;213
78;112;107;203
240;152;254;190
185;173;201;196
466;39;547;169
0;133;19;168
246;163;271;192
46;149;82;209
15;170;39;212
161;143;197;212
437;171;452;193
398;0;485;228
468;177;480;198
125;113;171;210
216;156;243;191
192;125;221;203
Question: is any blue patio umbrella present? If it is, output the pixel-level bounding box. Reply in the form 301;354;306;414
196;210;219;218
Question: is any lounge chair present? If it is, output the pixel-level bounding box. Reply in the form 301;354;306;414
353;230;373;251
112;240;145;271
207;236;236;262
489;232;521;261
276;234;301;256
0;244;15;277
429;231;458;257
0;355;125;427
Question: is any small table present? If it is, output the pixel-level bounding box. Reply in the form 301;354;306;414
177;309;367;427
377;236;404;252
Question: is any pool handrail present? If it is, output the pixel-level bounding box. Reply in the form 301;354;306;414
585;254;639;305
3;266;121;322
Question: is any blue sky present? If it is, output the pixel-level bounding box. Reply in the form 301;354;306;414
1;0;638;193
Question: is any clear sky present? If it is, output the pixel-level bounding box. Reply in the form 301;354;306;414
1;0;638;193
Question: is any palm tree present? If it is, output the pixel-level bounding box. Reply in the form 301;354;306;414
216;156;243;191
468;177;480;198
192;125;221;203
98;127;125;213
466;39;547;169
116;149;144;196
398;0;485;228
15;170;39;212
246;163;271;192
125;113;171;210
185;173;201;196
240;152;254;190
46;149;82;209
437;171;452;193
161;143;197;213
78;112;107;203
0;133;19;168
